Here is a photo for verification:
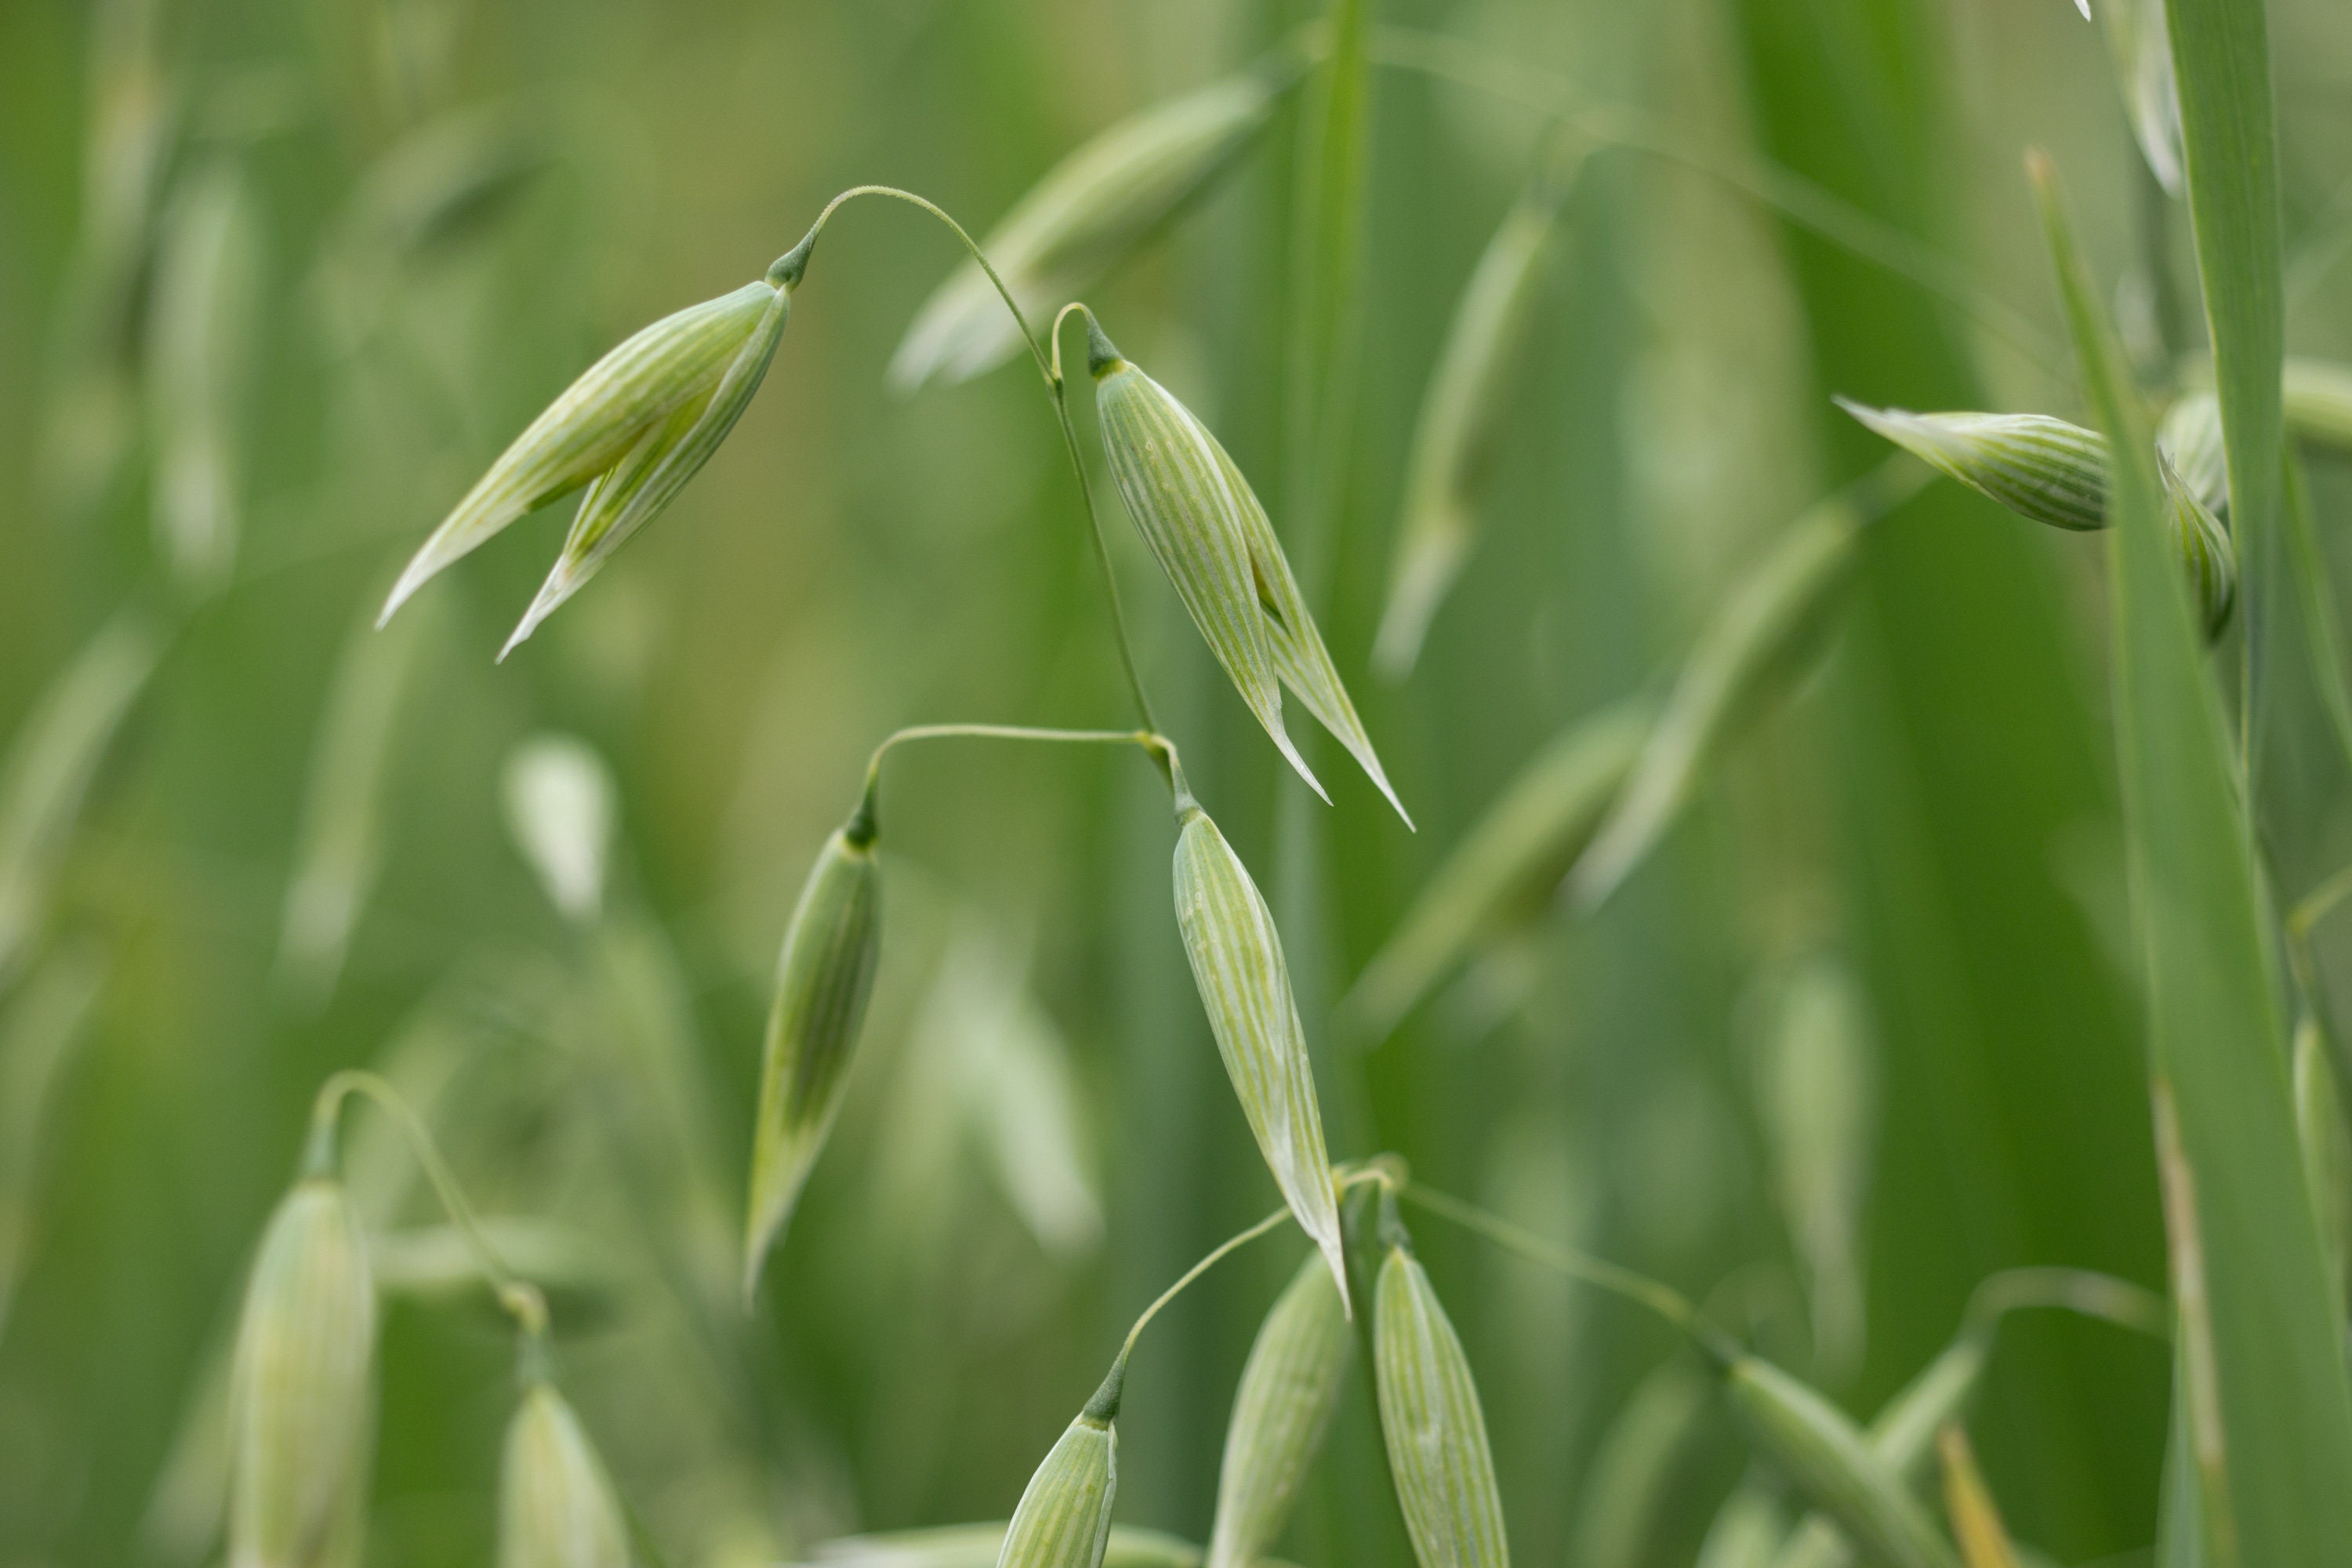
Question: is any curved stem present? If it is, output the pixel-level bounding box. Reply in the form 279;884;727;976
1399;1180;1698;1336
1086;1203;1294;1419
779;190;1160;733
1962;1265;2171;1341
857;724;1177;833
310;1069;546;1334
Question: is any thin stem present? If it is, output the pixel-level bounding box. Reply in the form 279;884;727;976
779;190;1160;734
1399;1181;1697;1335
1086;1203;1294;1420
1962;1266;2171;1341
858;723;1176;830
1365;24;2063;379
310;1069;546;1334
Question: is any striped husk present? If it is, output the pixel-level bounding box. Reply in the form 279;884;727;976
1205;1254;1352;1568
1835;401;2105;532
1373;1243;1509;1568
499;1382;632;1568
1172;803;1348;1309
996;1414;1118;1568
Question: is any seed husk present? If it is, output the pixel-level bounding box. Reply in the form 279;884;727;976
1094;322;1406;822
805;1524;1206;1568
1834;401;2105;532
1718;1354;1959;1568
503;735;617;926
890;51;1302;393
499;1380;632;1568
2157;393;2227;514
1569;464;1924;913
2096;0;2184;196
1934;1427;2019;1568
996;1401;1119;1568
2283;358;2352;456
228;1175;379;1568
2159;452;2236;641
1341;699;1647;1044
1374;180;1569;677
1205;1254;1352;1568
1372;1228;1509;1568
1171;800;1348;1309
743;810;883;1303
382;268;795;646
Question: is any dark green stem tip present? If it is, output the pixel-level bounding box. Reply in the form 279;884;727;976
768;227;817;289
1083;1349;1128;1422
1083;314;1123;378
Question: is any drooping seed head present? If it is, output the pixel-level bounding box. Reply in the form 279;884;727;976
1341;698;1647;1044
891;53;1302;393
1375;183;1566;677
1205;1254;1352;1568
2156;393;2227;515
1716;1354;1959;1568
1094;325;1406;822
227;1175;378;1568
1171;800;1348;1310
996;1403;1119;1568
2158;453;2236;642
1372;1221;1508;1568
743;810;883;1302
499;1380;632;1568
1834;399;2106;532
381;270;794;652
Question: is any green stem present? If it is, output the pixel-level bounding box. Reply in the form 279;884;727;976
776;190;1160;735
1087;1203;1294;1420
310;1069;546;1335
857;723;1178;833
1365;24;2063;378
1399;1180;1704;1341
1962;1266;2172;1341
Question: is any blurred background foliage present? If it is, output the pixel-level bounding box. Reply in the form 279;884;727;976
2;0;2350;1564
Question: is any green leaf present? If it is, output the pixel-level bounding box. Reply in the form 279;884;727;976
2032;151;2352;1568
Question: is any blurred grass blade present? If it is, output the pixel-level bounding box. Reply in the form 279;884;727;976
1699;1483;1789;1568
0;946;104;1338
2281;358;2352;453
368;1218;622;1328
804;1525;1204;1568
502;734;617;926
1341;698;1647;1044
0;608;160;987
1172;800;1348;1307
148;155;263;597
2034;150;2352;1568
890;53;1301;393
1568;459;1925;912
278;600;431;1007
1935;1427;2020;1568
1374;176;1570;677
1751;956;1877;1383
1206;1254;1351;1568
2099;0;2185;196
2292;1016;2351;1319
1564;1360;1711;1568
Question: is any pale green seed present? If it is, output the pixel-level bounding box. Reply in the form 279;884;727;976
2283;358;2352;454
499;1381;632;1568
382;273;791;635
1569;469;1915;913
0;609;160;988
1720;1355;1959;1568
1751;956;1877;1382
1374;183;1567;677
2159;454;2237;641
1094;324;1407;822
148;155;263;596
890;55;1300;393
1935;1427;2019;1568
278;601;433;1007
229;1177;379;1568
1565;1360;1711;1568
2157;393;2227;514
1172;801;1348;1310
744;815;883;1302
2096;0;2184;196
503;735;617;925
804;1524;1204;1568
1373;1242;1508;1568
997;1413;1118;1568
1835;401;2105;532
1341;699;1647;1044
1206;1254;1352;1568
0;946;104;1339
